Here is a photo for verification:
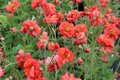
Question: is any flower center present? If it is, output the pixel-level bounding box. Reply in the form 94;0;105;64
110;30;114;34
30;26;34;30
65;27;70;32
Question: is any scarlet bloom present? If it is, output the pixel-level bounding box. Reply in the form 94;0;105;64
73;24;87;38
77;57;83;65
71;0;82;4
20;20;41;36
48;42;60;51
99;0;109;8
96;34;114;53
24;58;42;79
43;15;59;24
101;54;108;62
58;22;74;38
57;47;74;63
85;5;102;26
74;32;87;44
15;50;32;68
43;12;64;24
84;48;90;53
87;5;100;18
11;27;17;33
7;13;14;17
42;2;56;16
0;66;5;78
66;10;80;22
4;0;20;13
61;72;81;80
36;32;49;49
104;24;120;40
54;0;60;4
31;0;45;8
45;55;63;71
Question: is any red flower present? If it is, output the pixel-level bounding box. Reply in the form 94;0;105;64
42;2;56;16
48;42;60;51
84;48;90;53
73;24;87;38
71;0;82;4
77;57;83;65
45;55;63;71
20;20;41;36
36;32;49;49
43;15;59;24
61;72;81;80
0;66;5;78
74;32;87;44
86;5;101;26
57;47;74;63
24;58;42;79
54;0;60;4
11;27;17;33
97;34;114;53
15;50;32;68
101;54;108;62
114;18;120;26
43;12;64;24
7;13;14;17
66;10;80;22
4;0;20;13
104;24;120;40
58;22;74;38
31;0;45;8
99;0;109;8
36;41;45;49
87;5;100;18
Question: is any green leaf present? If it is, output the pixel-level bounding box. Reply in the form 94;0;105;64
0;15;8;27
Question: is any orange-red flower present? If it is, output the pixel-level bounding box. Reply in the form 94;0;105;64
48;42;60;51
42;2;56;16
11;27;17;33
99;0;109;8
86;5;101;26
4;0;20;13
24;58;42;79
57;47;74;63
36;32;49;49
54;0;60;4
74;32;87;44
73;24;87;38
58;22;74;38
20;20;41;36
73;24;87;44
66;10;80;22
0;66;5;78
101;54;108;62
31;0;45;8
104;24;120;40
45;55;63;71
61;72;81;80
97;34;114;53
71;0;82;4
43;12;64;24
15;50;32;68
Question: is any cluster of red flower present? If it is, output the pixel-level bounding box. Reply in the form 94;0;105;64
16;50;46;80
59;22;87;44
4;0;20;17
